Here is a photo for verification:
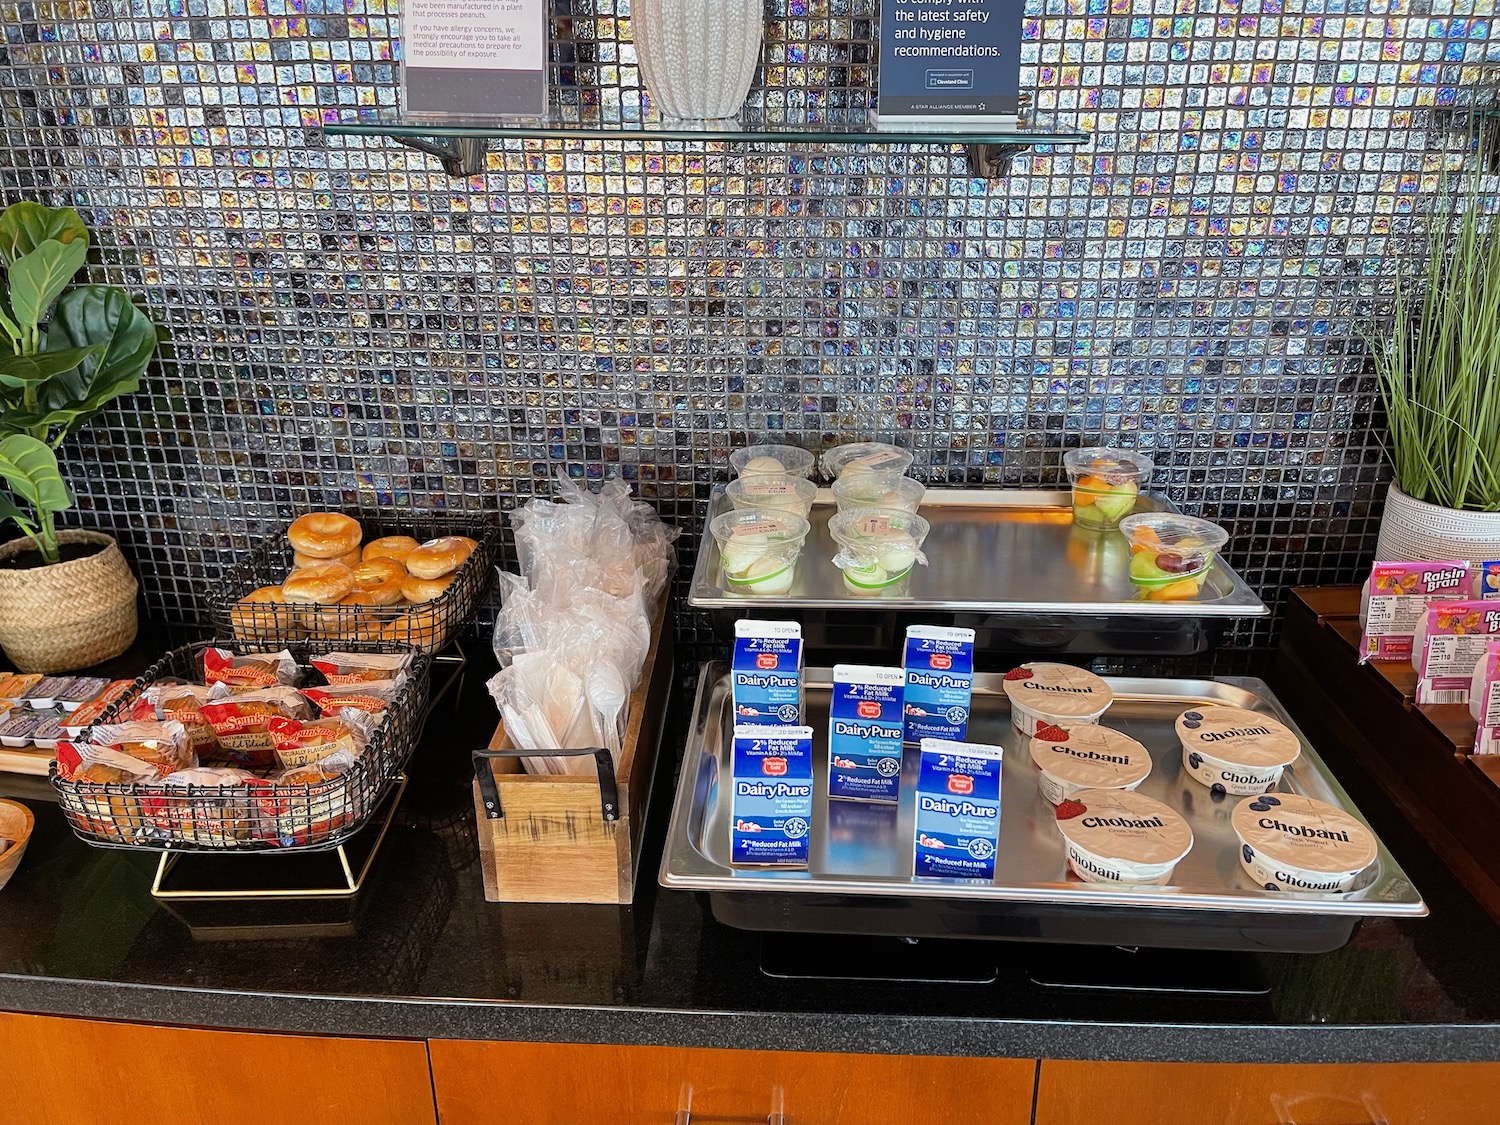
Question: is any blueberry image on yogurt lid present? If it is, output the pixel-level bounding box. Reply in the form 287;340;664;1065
1188;752;1203;769
1261;795;1281;805
1182;718;1201;729
1183;711;1203;721
1248;799;1272;812
1242;844;1255;863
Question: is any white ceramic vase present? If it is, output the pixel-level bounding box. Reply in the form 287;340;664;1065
1374;482;1500;562
632;0;763;120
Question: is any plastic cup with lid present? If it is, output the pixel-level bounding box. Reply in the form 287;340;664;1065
729;444;817;480
819;442;914;482
709;509;811;597
831;471;925;516
827;507;930;597
1063;447;1154;530
1118;512;1229;602
726;475;818;521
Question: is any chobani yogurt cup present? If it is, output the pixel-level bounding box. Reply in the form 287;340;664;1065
1029;724;1152;806
709;509;811;596
1175;705;1301;795
1055;789;1193;886
820;442;915;481
729;443;817;480
1231;793;1377;893
725;475;818;520
1002;663;1113;736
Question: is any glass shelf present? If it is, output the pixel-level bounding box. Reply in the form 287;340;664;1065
319;107;1089;177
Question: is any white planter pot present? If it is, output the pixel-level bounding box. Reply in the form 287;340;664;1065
1375;482;1500;563
632;0;763;120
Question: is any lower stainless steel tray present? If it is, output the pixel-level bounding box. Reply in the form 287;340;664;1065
660;666;1427;952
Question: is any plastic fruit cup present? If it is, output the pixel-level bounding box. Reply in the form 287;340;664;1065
726;475;818;521
1063;447;1154;530
820;442;914;482
729;444;817;480
831;472;926;515
828;507;930;596
1118;513;1228;602
709;509;811;597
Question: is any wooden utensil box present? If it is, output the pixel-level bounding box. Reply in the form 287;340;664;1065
472;602;673;904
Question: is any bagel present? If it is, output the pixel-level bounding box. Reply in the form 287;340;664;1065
381;605;443;652
362;535;421;565
405;535;478;579
231;586;298;638
282;562;356;604
294;545;361;570
400;572;454;604
287;512;362;560
350;557;407;606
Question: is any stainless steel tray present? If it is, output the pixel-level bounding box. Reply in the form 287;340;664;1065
660;666;1426;950
687;488;1270;617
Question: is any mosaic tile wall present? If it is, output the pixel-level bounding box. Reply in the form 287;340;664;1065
0;0;1497;645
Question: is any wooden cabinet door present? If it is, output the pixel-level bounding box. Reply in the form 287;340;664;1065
0;1012;437;1125
1036;1060;1500;1125
430;1040;1035;1125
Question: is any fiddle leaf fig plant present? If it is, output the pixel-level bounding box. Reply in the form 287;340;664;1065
0;202;157;564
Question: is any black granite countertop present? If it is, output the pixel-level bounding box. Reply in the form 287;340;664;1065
2;639;1499;1063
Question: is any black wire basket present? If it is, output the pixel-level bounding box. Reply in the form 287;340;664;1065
50;639;432;853
204;516;502;654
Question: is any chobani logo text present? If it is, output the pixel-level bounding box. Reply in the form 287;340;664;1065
1020;682;1097;695
1197;724;1273;743
1258;817;1349;843
1049;745;1131;766
1081;814;1163;829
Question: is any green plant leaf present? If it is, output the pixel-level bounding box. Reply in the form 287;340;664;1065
0;203;88;268
39;286;157;436
0;345;101;387
9;237;89;331
0;433;72;517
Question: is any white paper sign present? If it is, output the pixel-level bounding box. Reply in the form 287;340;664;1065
406;0;542;71
403;0;547;117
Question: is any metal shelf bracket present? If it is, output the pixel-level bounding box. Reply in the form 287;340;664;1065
392;134;489;177
965;143;1029;178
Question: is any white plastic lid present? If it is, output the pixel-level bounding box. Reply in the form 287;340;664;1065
1231;793;1377;875
729;444;817;479
1175;705;1301;769
1002;663;1113;720
819;442;914;481
1030;724;1152;789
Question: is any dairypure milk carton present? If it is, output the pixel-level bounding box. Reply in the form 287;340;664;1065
913;738;1004;880
828;664;906;803
903;625;975;743
731;620;803;725
730;723;814;866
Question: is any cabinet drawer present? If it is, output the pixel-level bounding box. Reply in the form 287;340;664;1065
1036;1060;1500;1125
0;1012;436;1125
430;1041;1034;1125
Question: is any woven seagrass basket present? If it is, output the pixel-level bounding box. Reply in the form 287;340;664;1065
0;531;138;672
